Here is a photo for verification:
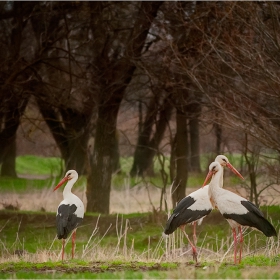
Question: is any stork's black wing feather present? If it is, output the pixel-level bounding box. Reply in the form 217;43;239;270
56;204;83;239
164;196;211;234
223;200;277;237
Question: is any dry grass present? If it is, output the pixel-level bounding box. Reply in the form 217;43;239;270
0;208;279;280
0;207;279;266
0;183;169;213
0;179;279;270
0;233;279;267
1;178;279;213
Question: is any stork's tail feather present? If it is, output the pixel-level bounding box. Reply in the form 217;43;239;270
226;201;278;238
258;216;277;237
224;213;277;237
56;228;69;239
164;214;177;235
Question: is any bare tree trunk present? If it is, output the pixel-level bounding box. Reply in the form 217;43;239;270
214;110;222;155
1;136;17;177
185;101;201;172
0;2;34;177
243;133;259;207
86;95;121;213
214;123;222;155
0;92;28;177
170;135;176;183
246;157;258;206
36;96;92;175
189;117;201;172
130;96;172;177
130;99;157;177
171;107;188;207
112;130;121;174
86;1;163;213
147;98;173;172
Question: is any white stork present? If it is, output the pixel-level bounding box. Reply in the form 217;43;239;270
164;155;244;263
203;161;277;264
53;170;84;261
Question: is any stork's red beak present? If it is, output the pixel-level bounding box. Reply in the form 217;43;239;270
202;162;244;187
53;176;68;191
202;171;214;187
226;163;244;180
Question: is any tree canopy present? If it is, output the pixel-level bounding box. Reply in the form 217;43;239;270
1;2;280;212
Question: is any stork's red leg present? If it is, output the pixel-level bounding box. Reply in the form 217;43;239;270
238;226;243;264
232;228;237;265
62;239;65;262
72;230;76;259
193;222;197;245
180;225;198;263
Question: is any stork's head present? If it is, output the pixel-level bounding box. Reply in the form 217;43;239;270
215;155;230;167
203;162;221;187
215;155;244;180
64;170;78;181
53;170;78;191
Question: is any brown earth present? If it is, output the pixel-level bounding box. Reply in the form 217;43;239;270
0;260;177;274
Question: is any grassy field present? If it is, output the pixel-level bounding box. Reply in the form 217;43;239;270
0;258;279;279
0;154;279;278
0;207;279;279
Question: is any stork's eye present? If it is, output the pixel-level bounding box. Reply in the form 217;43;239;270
222;159;227;162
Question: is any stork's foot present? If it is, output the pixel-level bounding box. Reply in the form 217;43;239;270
184;248;198;265
192;249;198;264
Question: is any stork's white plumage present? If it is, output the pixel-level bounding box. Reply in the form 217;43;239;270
203;162;277;264
164;155;244;263
54;170;84;261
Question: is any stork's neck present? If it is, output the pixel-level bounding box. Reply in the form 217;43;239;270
209;167;223;194
208;167;223;209
218;167;224;188
63;180;75;199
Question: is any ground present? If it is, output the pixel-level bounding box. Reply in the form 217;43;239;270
0;207;279;278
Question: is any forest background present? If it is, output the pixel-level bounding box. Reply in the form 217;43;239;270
1;1;280;215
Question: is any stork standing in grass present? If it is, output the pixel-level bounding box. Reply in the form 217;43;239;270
164;155;244;263
203;161;277;264
53;170;84;261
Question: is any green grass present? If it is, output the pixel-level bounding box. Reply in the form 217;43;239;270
0;211;56;253
0;154;279;278
241;255;279;266
16;155;64;176
0;176;88;193
0;155;64;192
0;208;278;258
1;154;247;193
0;209;279;279
0;177;54;192
0;269;170;279
195;261;280;279
0;258;280;279
0;259;179;279
113;153;245;190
